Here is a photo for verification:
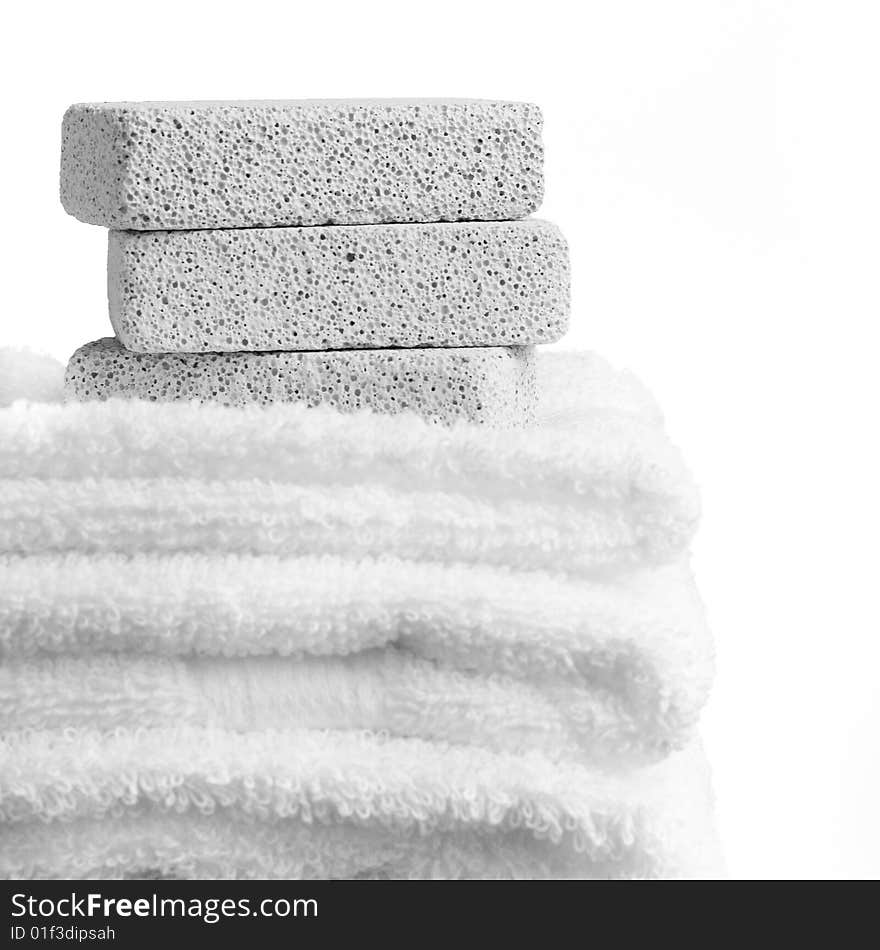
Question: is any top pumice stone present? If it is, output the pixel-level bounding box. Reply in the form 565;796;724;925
60;99;544;230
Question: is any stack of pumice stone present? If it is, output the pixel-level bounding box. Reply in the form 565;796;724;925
60;99;570;426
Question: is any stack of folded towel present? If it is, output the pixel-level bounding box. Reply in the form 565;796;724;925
0;99;721;879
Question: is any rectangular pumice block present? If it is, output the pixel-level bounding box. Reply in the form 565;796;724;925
65;338;537;427
61;99;543;230
108;219;570;353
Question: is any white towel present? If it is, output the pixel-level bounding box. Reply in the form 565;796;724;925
0;348;65;407
0;348;720;879
0;553;711;765
0;728;722;880
0;353;699;575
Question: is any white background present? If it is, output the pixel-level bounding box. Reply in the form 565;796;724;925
2;0;878;879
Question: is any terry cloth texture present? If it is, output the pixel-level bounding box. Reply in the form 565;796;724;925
0;347;720;879
0;555;712;766
0;729;722;880
3;353;698;575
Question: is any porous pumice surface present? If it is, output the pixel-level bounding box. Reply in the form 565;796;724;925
61;99;543;230
108;219;569;354
65;338;537;426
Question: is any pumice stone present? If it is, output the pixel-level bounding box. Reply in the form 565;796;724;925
61;99;544;230
64;338;537;426
107;219;570;353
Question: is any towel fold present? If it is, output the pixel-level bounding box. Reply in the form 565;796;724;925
0;349;720;879
0;553;712;764
0;728;722;880
0;477;693;574
0;353;699;575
